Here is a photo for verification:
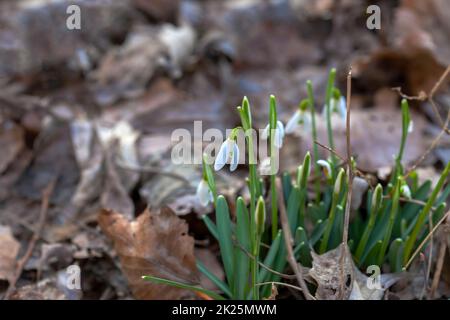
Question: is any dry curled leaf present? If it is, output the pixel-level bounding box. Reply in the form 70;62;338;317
98;207;199;299
0;122;24;174
0;224;20;282
309;244;354;300
310;244;401;300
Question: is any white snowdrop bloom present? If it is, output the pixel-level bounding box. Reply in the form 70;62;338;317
317;159;332;179
196;179;213;206
214;139;240;172
408;120;414;133
285;110;301;133
285;110;311;134
400;184;412;199
274;121;285;148
322;96;346;120
261;121;285;148
336;96;347;120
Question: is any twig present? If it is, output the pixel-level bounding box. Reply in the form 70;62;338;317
420;214;434;299
339;67;353;299
391;87;426;101
4;180;55;299
314;140;346;162
392;65;450;134
314;139;366;180
342;67;353;245
404;108;450;177
275;178;314;300
404;210;450;270
234;240;297;280
428;66;450;133
383;195;437;211
429;232;447;298
429;66;450;99
255;281;303;293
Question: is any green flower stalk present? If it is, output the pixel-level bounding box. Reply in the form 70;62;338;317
238;97;259;218
320;168;345;253
253;196;266;299
403;161;450;265
264;95;284;240
355;183;383;264
297;152;311;227
306;80;321;202
325;68;337;171
377;179;401;266
391;99;412;186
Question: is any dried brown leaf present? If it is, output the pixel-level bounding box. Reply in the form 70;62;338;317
309;244;354;300
0;225;20;282
0;123;24;174
98;207;199;300
310;244;401;300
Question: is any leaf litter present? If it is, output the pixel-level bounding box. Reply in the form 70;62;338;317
0;0;449;300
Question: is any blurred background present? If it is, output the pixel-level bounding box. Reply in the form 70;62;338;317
0;0;449;299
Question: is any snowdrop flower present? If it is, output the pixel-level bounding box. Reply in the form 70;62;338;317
214;138;240;172
322;96;346;120
400;183;412;199
408;120;414;133
285;110;311;134
317;159;332;181
196;179;213;206
336;96;347;119
262;120;285;148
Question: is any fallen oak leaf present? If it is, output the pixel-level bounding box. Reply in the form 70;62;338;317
98;207;199;299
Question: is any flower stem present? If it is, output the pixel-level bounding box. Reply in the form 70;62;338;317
325;68;337;172
306;80;321;203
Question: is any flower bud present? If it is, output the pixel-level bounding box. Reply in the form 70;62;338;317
371;183;383;214
333;168;345;198
255;196;266;236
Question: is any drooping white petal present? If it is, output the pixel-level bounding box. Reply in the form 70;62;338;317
197;179;212;206
407;120;414;133
230;141;239;171
338;96;347;119
317;159;332;178
276;121;285;138
285;111;301;134
261;124;270;140
274;126;284;149
301;112;312;132
214;140;229;171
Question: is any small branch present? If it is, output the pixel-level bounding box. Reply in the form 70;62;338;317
404;210;450;270
392;65;450;134
233;240;297;280
405;108;450;177
275;178;314;300
314;140;346;162
383;195;437;211
429;232;447;298
339;67;353;299
420;214;434;299
4;180;55;300
391;87;427;101
314;139;366;180
342;67;353;245
255;281;303;293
